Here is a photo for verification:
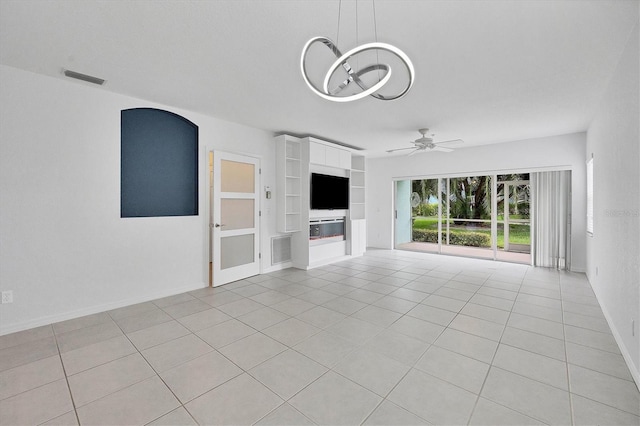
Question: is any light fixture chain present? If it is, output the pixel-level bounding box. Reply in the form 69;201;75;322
373;0;381;83
355;0;359;74
336;0;342;52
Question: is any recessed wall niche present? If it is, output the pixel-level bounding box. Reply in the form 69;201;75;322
121;108;198;217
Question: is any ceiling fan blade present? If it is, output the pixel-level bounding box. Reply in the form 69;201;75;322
431;146;453;152
435;139;464;145
386;146;417;153
407;148;422;156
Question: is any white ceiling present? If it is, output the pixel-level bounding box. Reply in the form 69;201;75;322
1;0;637;156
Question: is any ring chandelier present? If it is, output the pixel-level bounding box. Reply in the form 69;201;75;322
300;2;415;103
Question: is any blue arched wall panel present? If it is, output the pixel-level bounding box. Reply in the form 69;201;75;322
121;108;198;217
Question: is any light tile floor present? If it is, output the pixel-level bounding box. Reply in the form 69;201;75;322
1;249;639;425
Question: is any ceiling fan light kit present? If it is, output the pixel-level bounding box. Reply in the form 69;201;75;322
301;0;414;103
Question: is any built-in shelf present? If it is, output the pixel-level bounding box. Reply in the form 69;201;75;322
350;155;365;221
276;135;302;233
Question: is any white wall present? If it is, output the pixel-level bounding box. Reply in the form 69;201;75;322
366;132;587;271
0;65;280;334
586;19;639;384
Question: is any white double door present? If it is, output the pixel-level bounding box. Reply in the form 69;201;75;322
211;151;260;286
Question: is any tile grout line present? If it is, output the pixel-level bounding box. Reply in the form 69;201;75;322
106;299;265;424
355;267;482;424
329;302;436;426
50;326;82;426
255;263;438;425
560;272;579;426
464;266;525;425
463;268;574;425
106;310;191;424
249;270;394;418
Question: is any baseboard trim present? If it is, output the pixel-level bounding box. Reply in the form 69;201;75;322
0;282;206;336
262;261;294;275
591;285;640;390
307;254;353;270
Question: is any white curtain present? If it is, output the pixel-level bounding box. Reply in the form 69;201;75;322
531;170;572;270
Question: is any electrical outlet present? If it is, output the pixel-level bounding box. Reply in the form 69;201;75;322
1;291;13;304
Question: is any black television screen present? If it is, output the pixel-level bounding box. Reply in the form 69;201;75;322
310;173;349;210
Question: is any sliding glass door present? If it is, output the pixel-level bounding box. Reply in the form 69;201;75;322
440;176;493;259
409;178;440;253
395;173;532;264
496;176;531;263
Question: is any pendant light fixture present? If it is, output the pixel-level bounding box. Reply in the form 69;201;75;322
300;0;414;102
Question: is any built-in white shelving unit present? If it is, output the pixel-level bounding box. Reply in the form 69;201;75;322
275;135;302;233
275;135;366;268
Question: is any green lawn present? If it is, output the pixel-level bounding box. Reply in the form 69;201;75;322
412;216;530;248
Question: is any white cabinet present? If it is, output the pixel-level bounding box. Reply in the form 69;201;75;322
276;135;366;267
275;135;302;233
349;219;366;256
309;141;325;165
325;146;340;168
309;140;352;170
339;149;352;170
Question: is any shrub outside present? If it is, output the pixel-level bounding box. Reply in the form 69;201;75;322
412;229;491;247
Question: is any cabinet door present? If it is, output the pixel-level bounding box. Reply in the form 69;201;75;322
309;142;325;165
325;146;341;168
350;219;366;256
351;221;360;255
340;150;352;170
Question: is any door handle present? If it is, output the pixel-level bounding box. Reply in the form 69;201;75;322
214;223;225;228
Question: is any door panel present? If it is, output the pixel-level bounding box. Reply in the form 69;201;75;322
395;180;412;246
221;199;255;230
212;151;260;286
221;160;255;193
221;234;255;270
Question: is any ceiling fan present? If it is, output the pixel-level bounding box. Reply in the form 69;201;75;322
386;128;463;156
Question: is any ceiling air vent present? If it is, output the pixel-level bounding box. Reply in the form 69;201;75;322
63;69;105;85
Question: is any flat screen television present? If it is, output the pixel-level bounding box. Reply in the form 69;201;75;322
310;173;349;210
